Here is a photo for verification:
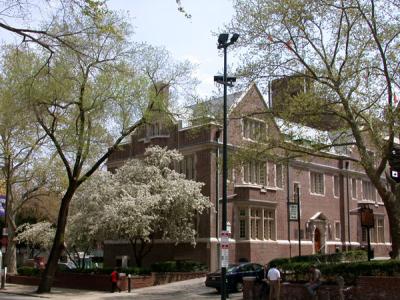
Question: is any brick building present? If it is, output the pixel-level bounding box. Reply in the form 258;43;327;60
104;83;391;271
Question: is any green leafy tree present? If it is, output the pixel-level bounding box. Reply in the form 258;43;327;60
0;47;52;274
228;0;400;256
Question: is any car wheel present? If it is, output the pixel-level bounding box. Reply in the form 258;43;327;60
235;281;244;292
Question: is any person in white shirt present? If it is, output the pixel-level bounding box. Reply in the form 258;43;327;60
267;262;281;300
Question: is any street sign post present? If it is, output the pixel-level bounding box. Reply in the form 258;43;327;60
220;230;230;268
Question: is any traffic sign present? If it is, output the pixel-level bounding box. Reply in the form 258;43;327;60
289;203;298;221
390;168;400;183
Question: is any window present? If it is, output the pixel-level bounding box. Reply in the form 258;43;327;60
276;164;283;188
243;161;267;185
334;221;341;240
145;122;168;138
264;210;275;240
177;155;196;180
310;172;324;195
362;180;376;201
243;118;266;140
237;207;275;240
376;217;384;243
361;227;368;242
293;183;300;202
333;175;340;197
250;209;262;239
352;178;357;199
239;209;247;239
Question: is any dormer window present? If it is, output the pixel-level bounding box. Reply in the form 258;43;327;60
242;117;266;141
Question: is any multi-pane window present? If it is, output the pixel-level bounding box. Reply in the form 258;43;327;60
310;172;324;195
334;221;341;240
237;207;275;240
243;161;267;185
352;178;357;199
293;183;300;202
276;164;283;188
243;118;266;140
376;217;384;243
333;175;340;197
361;227;368;242
250;209;262;239
176;155;196;180
264;210;275;240
362;180;376;201
239;209;246;239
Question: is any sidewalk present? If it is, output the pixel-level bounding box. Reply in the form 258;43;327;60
0;283;140;299
0;277;216;300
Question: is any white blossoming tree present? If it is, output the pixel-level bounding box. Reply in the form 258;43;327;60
16;222;55;259
70;146;211;267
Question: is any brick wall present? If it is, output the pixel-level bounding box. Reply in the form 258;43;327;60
7;272;206;291
243;276;400;300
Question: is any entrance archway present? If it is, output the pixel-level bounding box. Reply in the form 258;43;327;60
314;228;321;253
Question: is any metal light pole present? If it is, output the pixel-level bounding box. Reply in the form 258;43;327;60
214;33;239;300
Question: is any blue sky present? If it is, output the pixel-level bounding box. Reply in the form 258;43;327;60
0;0;236;97
108;0;236;97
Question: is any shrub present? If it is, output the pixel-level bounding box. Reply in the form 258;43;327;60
269;250;367;267
277;259;400;285
17;266;40;276
151;260;207;272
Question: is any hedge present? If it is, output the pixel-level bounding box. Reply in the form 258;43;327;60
276;259;400;285
270;250;367;267
17;260;206;276
150;260;207;272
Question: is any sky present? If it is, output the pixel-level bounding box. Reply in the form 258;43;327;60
107;0;236;97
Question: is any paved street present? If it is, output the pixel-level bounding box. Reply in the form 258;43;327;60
0;278;243;300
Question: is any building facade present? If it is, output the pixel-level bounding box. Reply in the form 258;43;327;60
104;83;391;271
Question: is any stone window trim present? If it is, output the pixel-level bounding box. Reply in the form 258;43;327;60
333;175;340;198
375;215;385;244
241;117;267;141
242;161;267;186
351;178;358;200
310;171;325;196
361;180;376;202
275;163;284;189
334;221;341;240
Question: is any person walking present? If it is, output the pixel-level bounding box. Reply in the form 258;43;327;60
111;268;121;293
267;262;281;300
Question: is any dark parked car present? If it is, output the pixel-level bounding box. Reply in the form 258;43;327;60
205;262;264;293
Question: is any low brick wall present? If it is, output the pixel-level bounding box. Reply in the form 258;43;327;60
352;276;400;300
7;271;206;292
243;276;400;300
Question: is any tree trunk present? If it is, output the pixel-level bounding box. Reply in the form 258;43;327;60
129;238;153;268
37;186;76;293
4;220;17;274
386;186;400;258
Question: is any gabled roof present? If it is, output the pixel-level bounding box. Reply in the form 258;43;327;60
310;212;328;221
188;82;267;123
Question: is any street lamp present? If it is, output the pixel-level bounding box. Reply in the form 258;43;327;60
214;33;239;300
